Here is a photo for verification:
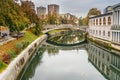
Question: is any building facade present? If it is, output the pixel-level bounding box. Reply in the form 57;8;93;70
37;6;46;16
88;3;120;45
111;3;120;44
48;4;59;15
89;13;112;41
59;13;78;25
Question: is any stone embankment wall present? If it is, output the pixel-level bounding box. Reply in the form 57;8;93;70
0;35;47;80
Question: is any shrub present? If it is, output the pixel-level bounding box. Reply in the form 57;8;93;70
21;41;30;49
2;54;11;64
16;42;23;52
8;50;16;59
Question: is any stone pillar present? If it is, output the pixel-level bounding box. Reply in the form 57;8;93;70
115;32;116;42
113;32;115;42
117;11;119;24
114;32;116;42
119;10;120;25
114;12;116;24
116;11;118;24
117;32;118;42
113;12;114;25
112;32;114;41
116;11;117;24
119;32;120;42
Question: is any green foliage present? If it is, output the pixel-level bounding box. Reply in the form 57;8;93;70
47;14;58;24
16;42;23;52
21;41;29;48
79;17;83;26
0;60;7;72
0;0;30;32
8;50;16;59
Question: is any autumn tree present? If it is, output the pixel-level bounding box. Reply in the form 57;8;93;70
0;0;30;32
21;1;43;35
47;13;58;24
78;17;83;26
83;8;101;26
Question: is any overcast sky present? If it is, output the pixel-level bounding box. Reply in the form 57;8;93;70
31;0;120;18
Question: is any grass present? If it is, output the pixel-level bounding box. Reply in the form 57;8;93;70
48;29;68;34
0;31;38;72
0;61;7;72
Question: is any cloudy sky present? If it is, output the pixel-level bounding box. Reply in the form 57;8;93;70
31;0;120;18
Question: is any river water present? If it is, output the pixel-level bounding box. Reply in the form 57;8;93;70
19;42;120;80
19;29;120;80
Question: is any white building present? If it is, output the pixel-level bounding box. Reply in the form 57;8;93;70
111;3;120;44
88;3;120;45
89;13;112;41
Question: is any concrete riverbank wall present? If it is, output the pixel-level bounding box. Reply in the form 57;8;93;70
0;34;47;80
88;36;120;51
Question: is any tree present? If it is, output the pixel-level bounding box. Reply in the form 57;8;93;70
78;17;83;26
21;1;43;35
0;0;30;32
83;8;101;26
47;14;58;24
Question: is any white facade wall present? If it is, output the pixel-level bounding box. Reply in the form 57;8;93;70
89;14;112;41
111;4;120;44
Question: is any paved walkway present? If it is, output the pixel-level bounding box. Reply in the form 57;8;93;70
0;37;16;45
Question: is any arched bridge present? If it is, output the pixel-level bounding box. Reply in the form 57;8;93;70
42;24;87;33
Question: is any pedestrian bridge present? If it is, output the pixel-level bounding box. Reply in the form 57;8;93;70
42;24;87;33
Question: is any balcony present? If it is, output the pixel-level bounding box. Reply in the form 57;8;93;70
111;25;120;30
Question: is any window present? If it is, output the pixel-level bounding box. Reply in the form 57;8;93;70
93;30;95;34
96;19;98;25
91;20;92;26
96;30;98;34
103;17;106;25
99;30;101;35
108;17;111;25
108;31;110;37
93;19;95;25
99;18;102;25
103;31;105;36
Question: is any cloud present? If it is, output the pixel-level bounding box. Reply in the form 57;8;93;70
31;0;120;17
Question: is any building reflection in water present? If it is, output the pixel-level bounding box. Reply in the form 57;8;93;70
87;42;120;80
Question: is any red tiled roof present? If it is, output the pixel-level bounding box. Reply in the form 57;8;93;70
0;26;9;31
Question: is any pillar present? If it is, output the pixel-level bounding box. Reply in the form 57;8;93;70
116;11;117;24
112;32;114;41
119;10;120;25
119;32;120;42
114;12;116;24
115;32;116;42
117;11;119;24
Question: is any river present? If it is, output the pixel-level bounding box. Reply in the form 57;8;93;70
19;29;120;80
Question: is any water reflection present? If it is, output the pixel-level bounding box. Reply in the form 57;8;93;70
19;42;120;80
19;31;120;80
47;29;86;46
19;46;46;80
87;42;120;80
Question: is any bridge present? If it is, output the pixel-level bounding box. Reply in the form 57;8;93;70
42;24;88;33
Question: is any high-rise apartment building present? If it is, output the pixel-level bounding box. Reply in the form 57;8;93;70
37;6;46;16
48;4;59;15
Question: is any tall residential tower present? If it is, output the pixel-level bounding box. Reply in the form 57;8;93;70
48;4;59;15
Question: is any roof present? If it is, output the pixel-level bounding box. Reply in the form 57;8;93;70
89;12;112;19
112;3;120;9
0;26;9;31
